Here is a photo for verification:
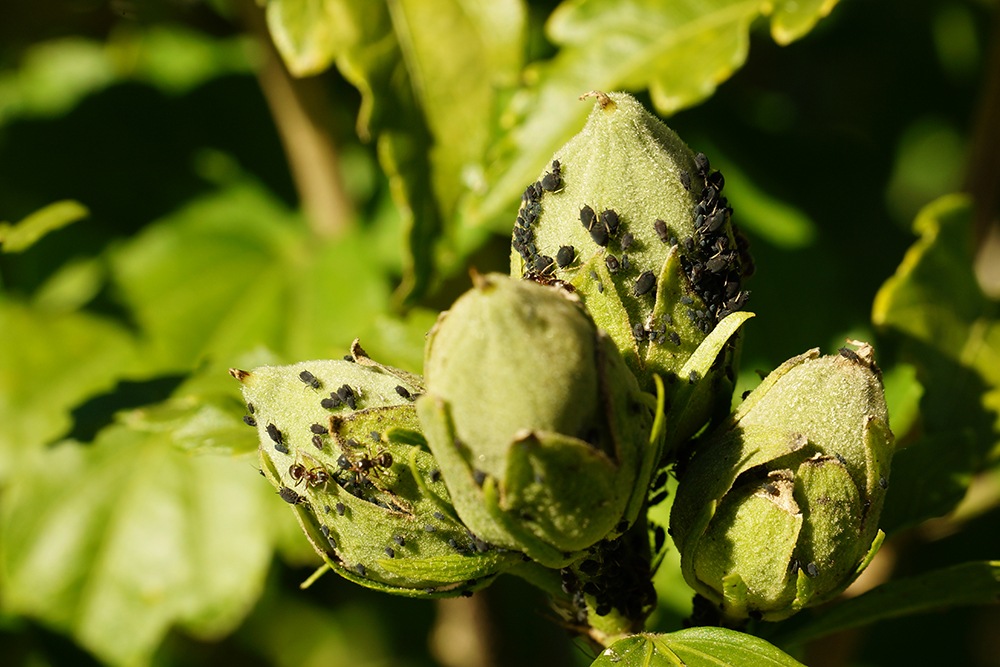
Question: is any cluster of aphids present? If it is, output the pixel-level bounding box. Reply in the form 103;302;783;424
512;160;561;278
512;159;658;300
560;530;656;622
675;153;753;333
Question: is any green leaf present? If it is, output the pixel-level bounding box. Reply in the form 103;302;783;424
0;200;88;253
768;561;1000;648
0;419;276;666
0;298;136;483
107;181;391;370
592;629;805;666
265;0;525;301
872;194;1000;532
473;0;839;231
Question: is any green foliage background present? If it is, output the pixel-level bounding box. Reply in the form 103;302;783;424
1;0;998;665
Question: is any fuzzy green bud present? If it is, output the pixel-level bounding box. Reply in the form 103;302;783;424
511;91;753;453
231;344;520;597
417;273;663;568
669;342;894;621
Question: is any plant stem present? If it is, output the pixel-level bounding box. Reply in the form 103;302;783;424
967;4;1000;297
237;0;353;239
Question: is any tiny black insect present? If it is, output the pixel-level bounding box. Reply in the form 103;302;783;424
688;370;700;383
605;254;620;274
653;219;670;243
424;524;437;533
679;170;691;190
321;395;342;409
694;152;710;176
472;469;487;486
298;370;321;389
335;502;346;516
429;469;442;483
393;534;406;547
311;435;324;449
279;486;304;505
266;423;283;444
247;402;255;414
633;271;656;296
600;209;620;236
649;489;668;505
653;524;666;553
355;563;367;577
395;385;413;401
384;546;395;558
310;423;328;435
580;204;596;230
243;415;256;427
620;232;634;252
589;224;609;247
540;170;562;192
879;476;888;490
805;562;819;578
556;245;575;268
337;384;357;409
533;254;555;274
668;331;681;346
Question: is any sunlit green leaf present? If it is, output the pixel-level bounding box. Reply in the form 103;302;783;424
265;0;524;302
0;424;276;666
872;194;1000;532
107;181;391;370
0;298;136;483
472;0;839;231
592;628;805;666
0;200;88;253
768;561;1000;648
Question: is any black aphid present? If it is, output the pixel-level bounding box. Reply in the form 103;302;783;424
298;370;321;389
708;170;725;191
243;415;256;427
247;402;255;414
533;254;555;274
632;322;646;342
805;562;819;578
384;546;395;558
589;224;609;247
838;347;862;364
580;204;596;230
706;255;729;274
266;423;283;445
879;476;888;490
355;563;367;577
321;395;341;409
600;209;620;236
679;170;691;190
633;271;655;296
308;423;326;435
311;435;323;449
556;245;575;268
472;469;487;487
688;370;700;383
654;219;670;243
343;354;354;362
621;254;630;272
694;152;710;175
395;385;413;400
433;511;447;521
424;524;437;533
649;489;668;505
669;331;681;346
393;534;406;547
540;170;562;192
448;538;462;552
337;384;357;409
680;295;694;305
279;486;303;505
605;254;620;274
430;469;442;483
274;442;289;455
335;502;346;516
620;232;634;252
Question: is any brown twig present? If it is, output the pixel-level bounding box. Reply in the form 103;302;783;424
238;0;353;238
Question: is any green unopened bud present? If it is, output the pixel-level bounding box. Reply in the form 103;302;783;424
669;342;894;622
417;273;663;568
231;345;520;597
511;91;754;452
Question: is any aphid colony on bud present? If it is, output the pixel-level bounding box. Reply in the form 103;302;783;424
232;356;520;598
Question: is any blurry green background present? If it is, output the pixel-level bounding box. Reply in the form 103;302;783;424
1;0;998;666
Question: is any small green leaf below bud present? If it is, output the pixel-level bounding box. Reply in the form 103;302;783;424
417;274;664;568
669;342;894;622
231;350;521;597
510;91;754;452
